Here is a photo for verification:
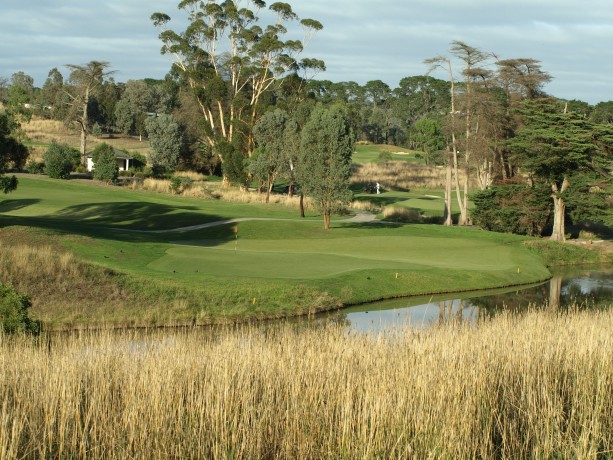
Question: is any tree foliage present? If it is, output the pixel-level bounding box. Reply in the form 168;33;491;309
43;141;79;179
472;184;551;236
145;114;182;172
508;98;613;240
151;0;324;182
91;143;119;183
297;105;354;229
64;61;115;162
0;112;28;193
0;283;40;335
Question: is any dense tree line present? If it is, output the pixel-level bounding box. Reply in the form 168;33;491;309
1;1;611;236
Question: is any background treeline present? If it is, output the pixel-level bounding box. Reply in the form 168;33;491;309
1;0;612;240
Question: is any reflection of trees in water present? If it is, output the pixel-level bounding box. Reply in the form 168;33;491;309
470;271;613;316
469;283;550;315
436;299;477;326
549;275;562;309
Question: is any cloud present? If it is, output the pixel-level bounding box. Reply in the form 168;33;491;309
0;0;610;103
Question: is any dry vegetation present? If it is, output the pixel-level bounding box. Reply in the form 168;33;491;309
0;238;191;328
351;162;473;191
1;308;611;459
128;178;316;212
22;118;152;160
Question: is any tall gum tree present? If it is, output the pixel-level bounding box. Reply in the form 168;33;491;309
64;61;114;165
151;0;324;183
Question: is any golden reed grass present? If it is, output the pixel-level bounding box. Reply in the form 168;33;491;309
351;162;473;191
129;178;315;212
1;308;611;459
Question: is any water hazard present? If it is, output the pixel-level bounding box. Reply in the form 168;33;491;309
324;266;613;334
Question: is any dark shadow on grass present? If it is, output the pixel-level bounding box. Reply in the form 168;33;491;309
0;199;41;213
0;202;229;246
55;202;216;230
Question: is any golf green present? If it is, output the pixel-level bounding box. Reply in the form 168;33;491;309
148;235;532;279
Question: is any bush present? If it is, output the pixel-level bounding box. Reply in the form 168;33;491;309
377;151;393;163
43;141;79;179
169;176;194;194
26;160;45;174
130;152;147;171
91;143;119;183
0;283;40;335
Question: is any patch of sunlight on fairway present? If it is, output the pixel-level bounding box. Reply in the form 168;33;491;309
147;236;522;279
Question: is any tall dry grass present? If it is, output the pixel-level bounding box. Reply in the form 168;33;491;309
352;162;473;191
2;308;611;459
128;178;315;212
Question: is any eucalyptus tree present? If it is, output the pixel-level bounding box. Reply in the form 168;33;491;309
151;0;324;184
114;80;170;140
5;72;35;127
392;75;450;129
40;68;65;120
0;113;27;194
145;114;183;173
426;41;495;225
252;108;291;202
64;61;115;164
297;105;354;229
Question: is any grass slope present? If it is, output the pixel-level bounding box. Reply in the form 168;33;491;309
0;175;557;328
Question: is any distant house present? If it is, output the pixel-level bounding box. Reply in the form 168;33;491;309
86;148;132;172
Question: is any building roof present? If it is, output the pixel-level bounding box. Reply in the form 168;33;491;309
86;148;132;160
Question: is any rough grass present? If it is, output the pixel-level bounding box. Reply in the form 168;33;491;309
22;118;152;160
351;161;466;191
1;307;611;458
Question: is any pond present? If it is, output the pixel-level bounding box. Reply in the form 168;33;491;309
320;265;613;334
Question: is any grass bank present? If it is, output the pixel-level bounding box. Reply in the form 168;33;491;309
2;307;611;458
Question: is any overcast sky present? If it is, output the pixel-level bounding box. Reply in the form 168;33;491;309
1;0;612;104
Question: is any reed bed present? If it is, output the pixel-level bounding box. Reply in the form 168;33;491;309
2;308;611;459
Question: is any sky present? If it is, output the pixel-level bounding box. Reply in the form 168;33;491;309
1;0;612;104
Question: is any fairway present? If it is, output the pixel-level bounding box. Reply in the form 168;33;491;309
150;235;523;279
1;175;560;327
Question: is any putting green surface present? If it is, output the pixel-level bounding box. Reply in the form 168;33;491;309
148;235;529;280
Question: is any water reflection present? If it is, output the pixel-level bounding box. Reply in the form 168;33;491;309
326;266;613;334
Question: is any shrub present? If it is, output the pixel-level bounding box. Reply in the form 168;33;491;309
43;141;79;179
91;143;118;183
0;283;40;335
169;176;194;194
130;152;147;171
26;160;45;174
377;151;393;163
382;206;423;223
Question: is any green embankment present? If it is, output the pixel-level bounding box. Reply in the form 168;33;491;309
0;174;588;329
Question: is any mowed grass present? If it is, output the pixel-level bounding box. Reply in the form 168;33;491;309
353;143;424;164
0;175;555;327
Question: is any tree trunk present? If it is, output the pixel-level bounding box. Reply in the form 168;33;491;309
443;150;453;226
265;174;272;203
299;193;305;218
80;86;90;167
323;210;331;229
550;176;570;242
